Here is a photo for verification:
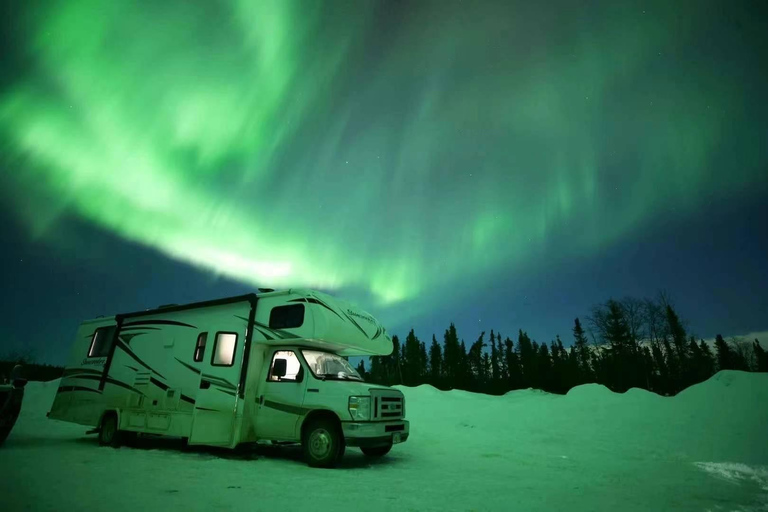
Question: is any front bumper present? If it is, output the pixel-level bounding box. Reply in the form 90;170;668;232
341;420;409;447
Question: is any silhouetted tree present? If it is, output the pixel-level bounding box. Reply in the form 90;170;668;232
714;334;732;371
429;335;443;386
537;343;552;391
504;336;521;390
468;332;486;391
356;360;367;380
698;340;715;377
517;330;536;388
402;329;422;386
490;330;501;392
442;324;460;386
753;339;768;372
572;318;592;383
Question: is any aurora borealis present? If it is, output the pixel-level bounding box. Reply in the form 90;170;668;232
1;0;767;362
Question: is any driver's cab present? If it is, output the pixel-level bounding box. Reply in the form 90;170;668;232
254;347;367;442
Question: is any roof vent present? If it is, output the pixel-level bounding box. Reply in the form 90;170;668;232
258;288;275;293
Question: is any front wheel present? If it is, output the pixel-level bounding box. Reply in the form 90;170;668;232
360;442;392;458
302;419;343;468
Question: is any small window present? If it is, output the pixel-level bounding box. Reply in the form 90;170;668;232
211;332;237;366
88;326;116;358
194;332;208;362
267;350;303;382
269;304;305;329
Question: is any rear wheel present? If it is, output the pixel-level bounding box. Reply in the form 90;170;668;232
360;441;393;458
98;412;122;447
302;418;343;468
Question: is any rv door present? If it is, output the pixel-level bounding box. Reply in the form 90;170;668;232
189;332;241;446
255;349;309;441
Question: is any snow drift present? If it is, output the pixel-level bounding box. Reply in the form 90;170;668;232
0;371;766;511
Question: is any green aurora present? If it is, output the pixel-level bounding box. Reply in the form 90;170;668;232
1;1;765;322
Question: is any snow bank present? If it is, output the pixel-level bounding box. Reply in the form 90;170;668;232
0;371;766;511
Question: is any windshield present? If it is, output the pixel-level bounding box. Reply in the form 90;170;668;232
301;350;363;381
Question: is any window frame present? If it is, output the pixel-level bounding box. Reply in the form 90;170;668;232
268;304;305;330
193;332;208;363
210;331;239;367
266;350;304;383
87;326;116;358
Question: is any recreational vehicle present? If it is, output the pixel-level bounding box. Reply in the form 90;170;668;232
48;289;409;467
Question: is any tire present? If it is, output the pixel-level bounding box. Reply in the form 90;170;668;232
302;418;343;468
98;412;122;447
360;441;393;458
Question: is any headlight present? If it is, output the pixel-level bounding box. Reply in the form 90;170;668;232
348;396;371;421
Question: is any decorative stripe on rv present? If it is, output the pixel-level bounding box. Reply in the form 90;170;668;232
66;374;146;396
57;385;101;395
262;399;309;416
254;326;275;340
201;374;237;391
174;357;201;375
61;368;104;378
114;339;167;380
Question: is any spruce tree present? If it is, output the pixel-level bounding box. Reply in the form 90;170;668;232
497;332;509;385
468;332;486;391
481;352;492;392
490;330;501;391
429;335;443;386
714;334;732;371
403;329;422;386
369;355;384;384
504;337;521;390
665;305;689;391
698;340;715;379
419;341;428;384
391;335;402;385
443;324;460;385
517;330;535;388
753;339;768;372
356;359;367;380
537;343;552;392
572;318;592;383
459;340;469;389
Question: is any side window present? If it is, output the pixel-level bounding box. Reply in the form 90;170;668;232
211;332;237;366
193;332;208;362
88;326;116;358
269;304;305;329
267;350;303;382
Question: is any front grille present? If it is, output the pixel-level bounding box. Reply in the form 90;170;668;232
385;424;405;432
372;391;404;420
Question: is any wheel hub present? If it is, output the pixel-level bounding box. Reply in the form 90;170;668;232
309;428;331;458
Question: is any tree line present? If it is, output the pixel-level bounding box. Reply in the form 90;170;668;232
358;293;768;396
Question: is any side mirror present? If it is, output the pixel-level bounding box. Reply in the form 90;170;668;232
273;358;287;378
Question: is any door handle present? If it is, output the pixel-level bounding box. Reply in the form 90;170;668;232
200;380;211;389
258;395;264;405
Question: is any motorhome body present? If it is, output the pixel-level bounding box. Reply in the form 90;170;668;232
48;289;409;467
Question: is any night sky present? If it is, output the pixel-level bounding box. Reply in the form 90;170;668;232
1;0;767;366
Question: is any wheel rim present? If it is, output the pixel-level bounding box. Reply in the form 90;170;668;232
309;428;332;459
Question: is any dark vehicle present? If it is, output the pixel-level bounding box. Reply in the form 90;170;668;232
0;365;26;445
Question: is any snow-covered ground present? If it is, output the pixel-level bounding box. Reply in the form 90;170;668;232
1;371;766;511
